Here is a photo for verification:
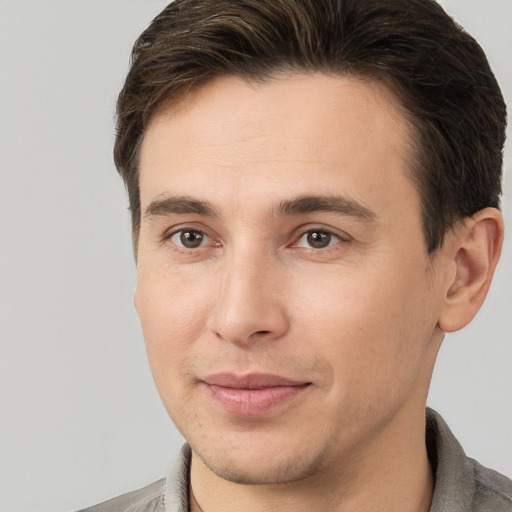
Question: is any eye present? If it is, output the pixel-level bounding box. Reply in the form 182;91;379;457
295;230;341;249
169;229;212;249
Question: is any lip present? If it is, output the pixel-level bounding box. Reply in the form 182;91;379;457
202;373;311;416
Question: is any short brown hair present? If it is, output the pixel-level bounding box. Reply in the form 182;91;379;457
115;0;506;253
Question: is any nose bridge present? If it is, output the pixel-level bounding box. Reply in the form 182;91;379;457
207;242;289;345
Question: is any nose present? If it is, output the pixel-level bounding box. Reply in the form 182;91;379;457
206;250;290;346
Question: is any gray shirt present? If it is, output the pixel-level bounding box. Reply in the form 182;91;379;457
79;409;512;511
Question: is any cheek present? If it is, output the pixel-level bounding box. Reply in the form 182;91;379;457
293;265;435;389
134;270;211;381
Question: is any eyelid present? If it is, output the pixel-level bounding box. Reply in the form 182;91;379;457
170;229;210;248
160;222;350;251
163;224;221;250
293;224;351;240
163;222;211;239
290;225;351;250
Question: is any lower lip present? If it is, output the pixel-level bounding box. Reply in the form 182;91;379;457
204;384;309;416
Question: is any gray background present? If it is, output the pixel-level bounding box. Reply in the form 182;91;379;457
0;1;510;511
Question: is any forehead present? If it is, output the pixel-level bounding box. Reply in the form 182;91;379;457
138;73;416;221
144;73;410;155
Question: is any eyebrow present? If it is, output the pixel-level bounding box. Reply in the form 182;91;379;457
275;195;377;222
143;194;377;223
144;196;218;219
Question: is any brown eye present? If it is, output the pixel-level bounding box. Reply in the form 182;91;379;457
307;231;331;248
296;230;340;249
170;229;209;249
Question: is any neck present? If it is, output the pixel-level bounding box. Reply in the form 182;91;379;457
189;406;434;512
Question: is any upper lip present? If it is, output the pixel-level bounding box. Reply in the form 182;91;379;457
202;373;309;389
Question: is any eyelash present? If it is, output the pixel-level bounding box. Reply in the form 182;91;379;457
165;228;219;251
164;226;349;253
291;228;344;251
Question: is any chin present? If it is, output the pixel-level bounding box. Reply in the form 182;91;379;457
193;439;328;485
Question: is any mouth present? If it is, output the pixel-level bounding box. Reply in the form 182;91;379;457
202;373;311;416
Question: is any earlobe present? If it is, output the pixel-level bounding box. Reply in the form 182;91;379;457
438;207;504;333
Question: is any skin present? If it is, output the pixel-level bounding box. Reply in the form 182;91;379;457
134;74;503;512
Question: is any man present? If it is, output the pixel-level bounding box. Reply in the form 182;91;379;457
81;0;511;510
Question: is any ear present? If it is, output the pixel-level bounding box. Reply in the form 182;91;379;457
438;207;504;333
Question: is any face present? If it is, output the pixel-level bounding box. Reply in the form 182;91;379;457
135;74;447;485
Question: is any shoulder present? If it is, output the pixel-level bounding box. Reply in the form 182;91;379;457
76;479;166;512
470;458;512;511
426;408;512;511
76;444;191;512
